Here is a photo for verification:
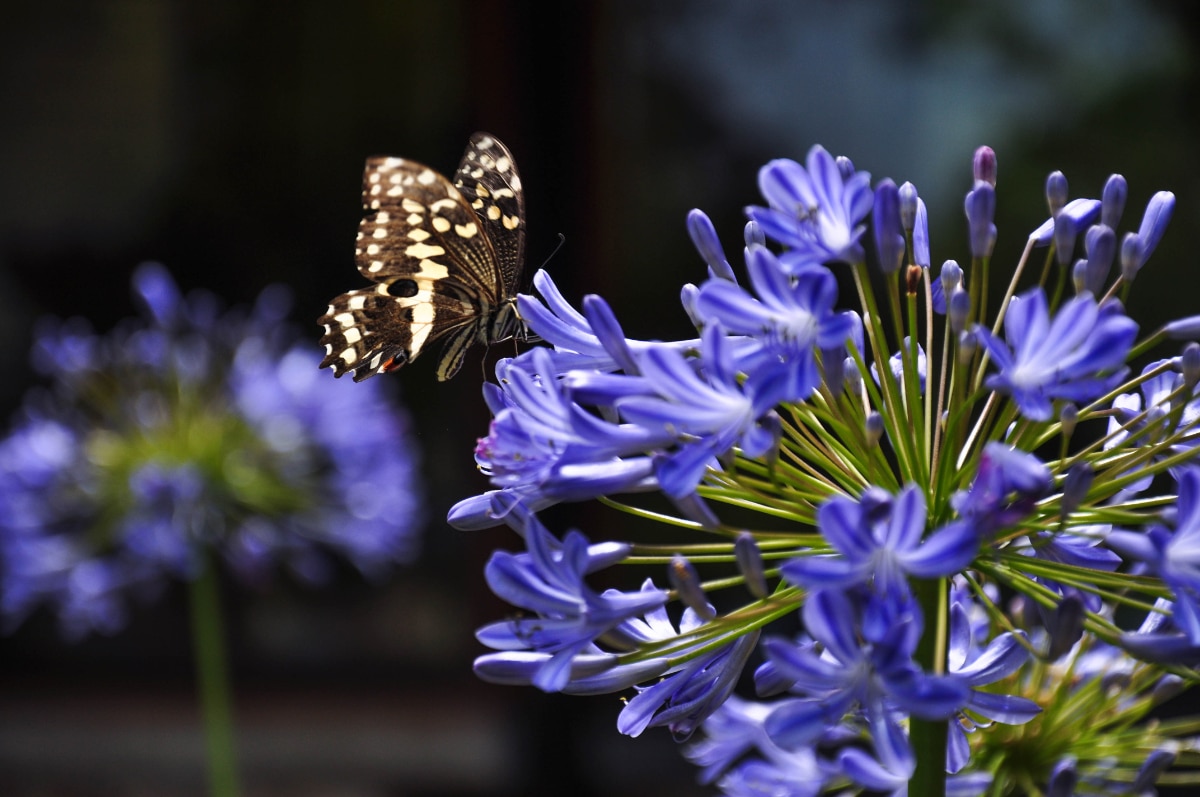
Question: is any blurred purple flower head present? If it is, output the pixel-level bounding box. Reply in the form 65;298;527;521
0;264;424;638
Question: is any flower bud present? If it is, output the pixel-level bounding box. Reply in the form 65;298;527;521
912;197;930;268
1083;224;1115;294
1152;674;1185;705
1101;173;1127;229
679;283;703;328
1072;259;1089;295
1163;315;1200;341
898;182;919;231
973;146;997;187
1053;213;1076;266
735;532;768;599
1133;750;1177;793
743;219;764;248
1182;343;1200;389
1045;594;1085;660
1134;190;1176;268
965;183;996;258
835;155;856;180
1045;170;1069;218
1046;756;1078;797
866;411;884;447
1060;461;1093;519
669;554;715;621
939;260;963;294
905;264;923;296
949;287;971;334
957;330;977;363
687;209;736;282
1120;232;1144;283
873;179;905;274
820;347;845;394
1059;403;1078;439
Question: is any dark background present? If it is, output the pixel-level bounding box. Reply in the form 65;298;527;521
1;2;1198;795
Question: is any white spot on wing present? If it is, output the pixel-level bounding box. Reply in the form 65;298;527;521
405;242;446;259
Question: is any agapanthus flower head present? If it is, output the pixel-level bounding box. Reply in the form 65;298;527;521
0;264;423;638
454;139;1200;796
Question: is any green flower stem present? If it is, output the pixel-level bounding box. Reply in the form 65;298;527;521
189;555;241;797
911;576;949;796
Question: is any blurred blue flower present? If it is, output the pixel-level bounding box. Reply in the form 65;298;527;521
0;263;423;638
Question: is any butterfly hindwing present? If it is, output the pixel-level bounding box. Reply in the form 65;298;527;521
319;133;527;381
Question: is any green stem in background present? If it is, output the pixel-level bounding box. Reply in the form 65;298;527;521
189;554;241;797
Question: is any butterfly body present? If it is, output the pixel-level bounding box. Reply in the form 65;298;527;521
319;133;526;381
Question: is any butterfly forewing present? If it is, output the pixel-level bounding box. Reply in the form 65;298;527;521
455;133;526;294
319;133;527;382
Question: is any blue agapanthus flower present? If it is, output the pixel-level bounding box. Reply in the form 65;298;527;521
0;264;424;638
746;144;874;269
974;288;1138;421
694;245;859;404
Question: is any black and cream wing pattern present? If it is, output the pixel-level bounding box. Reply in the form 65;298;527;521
319;132;527;381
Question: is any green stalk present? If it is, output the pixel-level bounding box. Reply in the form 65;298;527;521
910;576;949;796
189;555;241;797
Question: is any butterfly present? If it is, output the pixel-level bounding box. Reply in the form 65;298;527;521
319;132;527;381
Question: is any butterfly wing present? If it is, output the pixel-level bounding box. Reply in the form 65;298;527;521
454;132;526;296
319;148;511;381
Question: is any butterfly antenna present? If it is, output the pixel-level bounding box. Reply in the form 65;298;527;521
539;233;567;270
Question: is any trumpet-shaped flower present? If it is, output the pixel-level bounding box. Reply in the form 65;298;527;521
746;145;873;269
974;288;1137;421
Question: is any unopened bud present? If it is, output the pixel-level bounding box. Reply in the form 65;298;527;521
687;209;735;281
949;288;971;334
1053;213;1076;266
1060;461;1093;519
866;411;884;447
957;330;977;363
905;264;923;296
873;179;904;274
1120;232;1144;283
1183;343;1200;389
743;219;764;248
1072;259;1089;295
1046;594;1085;661
898;182;919;231
939;260;963;294
1133;750;1177;793
1045;170;1068;218
1046;756;1078;797
735;532;768;599
680;283;703;328
973;146;997;187
668;554;715;621
1059;403;1078;439
1083;224;1115;294
1101;173;1127;229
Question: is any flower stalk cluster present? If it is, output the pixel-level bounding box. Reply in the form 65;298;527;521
450;143;1200;794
